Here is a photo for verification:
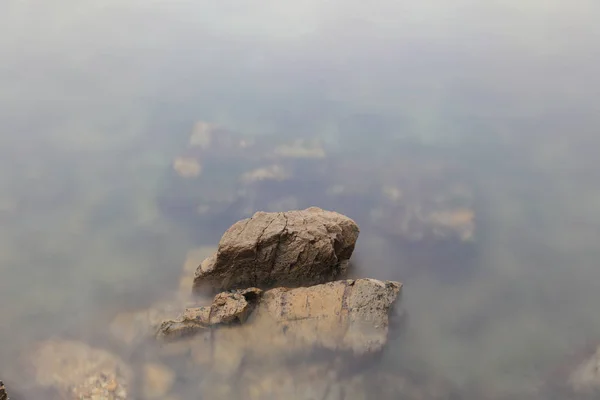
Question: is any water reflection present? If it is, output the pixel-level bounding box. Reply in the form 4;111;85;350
1;0;600;398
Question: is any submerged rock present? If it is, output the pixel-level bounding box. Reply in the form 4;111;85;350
193;207;360;293
157;288;263;341
25;339;131;400
158;278;401;363
249;278;402;356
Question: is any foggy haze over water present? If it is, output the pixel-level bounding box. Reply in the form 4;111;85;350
1;0;600;398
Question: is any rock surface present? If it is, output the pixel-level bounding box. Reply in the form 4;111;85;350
157;288;263;341
26;339;131;399
159;278;402;363
0;381;7;400
248;278;402;356
193;207;360;292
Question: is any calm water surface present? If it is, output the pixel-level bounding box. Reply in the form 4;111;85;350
1;1;600;397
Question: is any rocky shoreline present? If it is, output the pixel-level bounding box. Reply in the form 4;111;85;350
4;207;600;399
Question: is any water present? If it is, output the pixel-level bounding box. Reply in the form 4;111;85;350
1;1;600;398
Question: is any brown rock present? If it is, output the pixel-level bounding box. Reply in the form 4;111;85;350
159;279;401;365
193;207;360;293
26;339;131;399
247;278;402;356
209;288;263;324
156;288;263;341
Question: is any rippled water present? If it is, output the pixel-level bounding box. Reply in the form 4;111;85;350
1;1;600;398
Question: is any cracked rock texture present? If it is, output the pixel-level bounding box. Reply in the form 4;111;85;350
156;288;263;341
193;207;360;293
158;279;402;365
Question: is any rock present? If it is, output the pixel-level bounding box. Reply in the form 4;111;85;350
142;363;176;399
0;381;7;400
193;207;360;292
209;288;263;324
26;339;131;399
157;288;263;341
158;279;401;366
249;278;402;356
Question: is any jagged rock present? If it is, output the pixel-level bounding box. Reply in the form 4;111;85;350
158;278;401;370
193;207;360;293
157;288;263;341
0;381;7;400
249;278;402;356
25;339;131;399
209;288;263;324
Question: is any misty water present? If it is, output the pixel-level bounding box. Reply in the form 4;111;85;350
1;1;600;398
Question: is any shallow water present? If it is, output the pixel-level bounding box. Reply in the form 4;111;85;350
1;1;600;398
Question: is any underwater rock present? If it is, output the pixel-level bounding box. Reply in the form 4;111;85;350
25;339;131;399
159;279;401;361
156;288;263;341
